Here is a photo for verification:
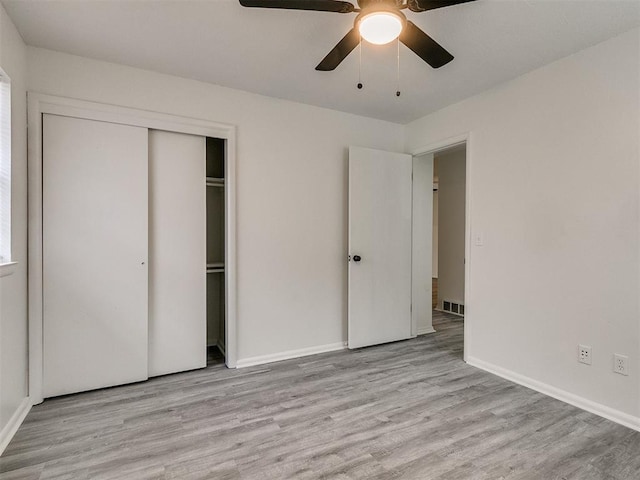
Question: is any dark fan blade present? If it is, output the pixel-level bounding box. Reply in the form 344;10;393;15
399;21;453;69
407;0;475;13
239;0;355;13
315;28;359;71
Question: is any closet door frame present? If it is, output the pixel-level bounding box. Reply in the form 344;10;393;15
28;93;238;405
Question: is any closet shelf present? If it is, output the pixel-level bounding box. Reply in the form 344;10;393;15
207;262;225;274
206;177;225;187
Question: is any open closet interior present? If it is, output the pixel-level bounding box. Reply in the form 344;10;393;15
206;137;226;360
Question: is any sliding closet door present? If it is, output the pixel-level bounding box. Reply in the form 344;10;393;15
148;130;206;377
43;114;149;397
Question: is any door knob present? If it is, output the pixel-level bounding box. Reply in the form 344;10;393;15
353;255;362;262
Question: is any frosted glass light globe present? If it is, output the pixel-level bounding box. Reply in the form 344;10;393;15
358;12;404;45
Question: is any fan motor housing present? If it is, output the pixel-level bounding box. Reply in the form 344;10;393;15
357;0;404;9
354;3;407;30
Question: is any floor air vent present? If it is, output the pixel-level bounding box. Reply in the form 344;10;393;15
442;300;464;317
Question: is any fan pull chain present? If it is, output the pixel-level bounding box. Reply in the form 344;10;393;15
357;35;363;90
396;37;401;97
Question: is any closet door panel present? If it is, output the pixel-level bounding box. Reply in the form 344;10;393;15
148;130;206;377
43;114;149;398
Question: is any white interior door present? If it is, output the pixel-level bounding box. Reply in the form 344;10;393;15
43;114;149;397
348;146;413;349
148;130;207;377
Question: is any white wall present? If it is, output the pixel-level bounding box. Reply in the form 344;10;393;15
435;147;466;308
406;28;640;420
432;189;438;278
412;154;434;335
0;3;28;440
26;47;404;363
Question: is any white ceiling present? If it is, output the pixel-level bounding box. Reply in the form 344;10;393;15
3;0;639;124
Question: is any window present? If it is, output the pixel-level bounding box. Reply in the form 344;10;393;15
0;69;11;267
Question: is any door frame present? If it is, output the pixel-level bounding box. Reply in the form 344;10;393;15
27;93;239;404
411;152;434;337
411;133;472;362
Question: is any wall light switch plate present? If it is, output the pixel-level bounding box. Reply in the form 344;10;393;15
474;233;483;246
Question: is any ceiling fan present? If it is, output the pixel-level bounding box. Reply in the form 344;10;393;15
239;0;476;71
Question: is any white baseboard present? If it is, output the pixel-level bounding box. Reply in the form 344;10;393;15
467;356;640;433
236;342;347;368
0;397;31;456
417;326;436;335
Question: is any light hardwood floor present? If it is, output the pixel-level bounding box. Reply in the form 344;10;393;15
1;312;638;479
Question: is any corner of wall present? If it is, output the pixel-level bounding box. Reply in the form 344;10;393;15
0;0;29;454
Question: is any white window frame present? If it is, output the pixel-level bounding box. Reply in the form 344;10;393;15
0;68;15;277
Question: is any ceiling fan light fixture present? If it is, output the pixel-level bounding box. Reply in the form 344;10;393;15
358;11;404;45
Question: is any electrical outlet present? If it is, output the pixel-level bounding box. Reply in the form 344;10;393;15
578;345;592;365
613;354;629;376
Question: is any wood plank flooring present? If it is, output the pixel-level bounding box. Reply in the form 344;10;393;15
2;312;639;479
